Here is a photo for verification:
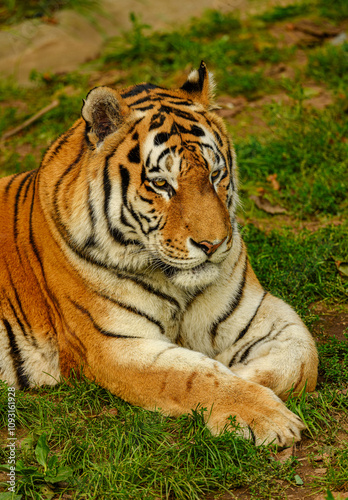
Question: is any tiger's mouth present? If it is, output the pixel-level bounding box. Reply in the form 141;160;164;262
162;262;208;278
149;257;221;289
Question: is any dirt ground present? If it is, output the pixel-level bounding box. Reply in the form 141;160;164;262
0;0;315;83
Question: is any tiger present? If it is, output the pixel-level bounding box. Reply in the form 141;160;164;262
0;62;318;446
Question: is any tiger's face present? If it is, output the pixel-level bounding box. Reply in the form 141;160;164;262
79;63;237;289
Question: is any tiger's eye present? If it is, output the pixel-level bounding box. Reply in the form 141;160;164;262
153;179;167;187
211;170;220;179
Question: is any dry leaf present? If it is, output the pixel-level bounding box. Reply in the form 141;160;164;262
337;262;348;278
267;173;280;191
313;468;327;475
250;195;287;215
275;446;294;464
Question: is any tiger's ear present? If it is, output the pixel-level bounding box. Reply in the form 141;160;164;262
180;61;216;109
81;87;130;146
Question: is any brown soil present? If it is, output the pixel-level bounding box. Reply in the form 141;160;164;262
312;303;348;343
237;215;344;235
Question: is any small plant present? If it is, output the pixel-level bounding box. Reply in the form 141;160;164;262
0;434;74;498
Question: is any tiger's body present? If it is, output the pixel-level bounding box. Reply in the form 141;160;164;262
0;63;318;446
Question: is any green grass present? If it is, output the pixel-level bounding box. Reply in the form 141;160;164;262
0;379;303;500
1;0;348;498
307;42;348;91
237;97;348;217
318;333;348;383
0;0;98;26
244;225;348;318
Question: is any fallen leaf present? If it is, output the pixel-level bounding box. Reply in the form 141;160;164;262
294;474;303;485
337;262;348;279
314;468;327;475
250;195;287;215
267;173;280;191
333;257;348;279
275;446;294;463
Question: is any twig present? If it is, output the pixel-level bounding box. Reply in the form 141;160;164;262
1;99;60;142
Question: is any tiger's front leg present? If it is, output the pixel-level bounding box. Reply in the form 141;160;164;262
65;335;305;447
214;292;318;402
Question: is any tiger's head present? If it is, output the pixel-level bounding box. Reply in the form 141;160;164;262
51;63;238;290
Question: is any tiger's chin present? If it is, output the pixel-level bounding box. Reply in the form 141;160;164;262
162;262;221;290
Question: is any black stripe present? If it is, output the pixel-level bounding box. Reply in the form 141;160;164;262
238;321;298;366
87;183;97;245
120;165;130;205
227;149;234;191
234;292;267;343
238;324;280;365
119;166;148;240
4;173;21;196
139;195;153;204
229;323;276;368
28;176;57;329
8;300;28;339
120;206;137;231
154;132;170;146
94;291;166;335
149;113;166;131
173;123;205;137
121;83;159;99
144;183;158;195
51;145;86;246
130;96;152;107
103;156;135;245
3;319;30;389
127;144;141;163
156;147;171;163
168;100;194;107
14;172;34;241
214;130;223;147
155;92;187;100
43;122;80;164
136;104;155;111
70;300;139;339
228;321;298;368
210;257;248;339
22;170;37;203
29;176;43;264
159;104;198;123
3;262;35;345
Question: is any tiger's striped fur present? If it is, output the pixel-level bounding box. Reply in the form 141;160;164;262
0;63;318;446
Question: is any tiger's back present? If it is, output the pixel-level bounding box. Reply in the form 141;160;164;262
0;63;318;446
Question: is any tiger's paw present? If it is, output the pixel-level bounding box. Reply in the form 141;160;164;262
207;386;305;447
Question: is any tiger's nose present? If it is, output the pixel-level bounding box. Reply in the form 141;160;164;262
190;238;225;256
